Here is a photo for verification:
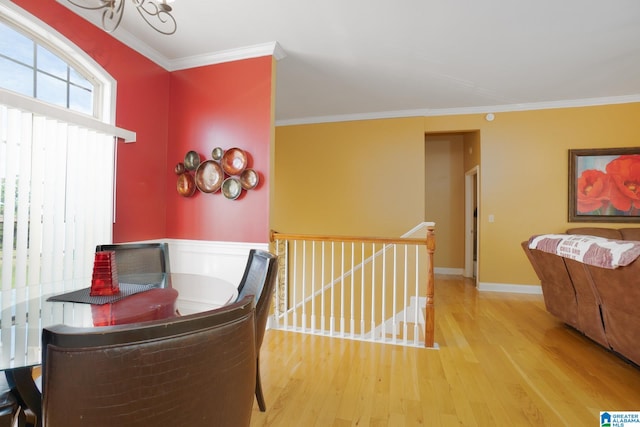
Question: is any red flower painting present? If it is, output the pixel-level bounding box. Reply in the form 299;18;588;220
576;154;640;216
605;155;640;212
576;169;610;213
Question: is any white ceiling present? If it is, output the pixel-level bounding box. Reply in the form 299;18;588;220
60;0;640;125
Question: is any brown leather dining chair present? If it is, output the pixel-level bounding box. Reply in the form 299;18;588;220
40;295;257;427
0;377;22;427
95;242;170;284
236;249;278;411
236;249;274;298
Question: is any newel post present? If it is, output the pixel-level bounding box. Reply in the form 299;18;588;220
424;225;436;347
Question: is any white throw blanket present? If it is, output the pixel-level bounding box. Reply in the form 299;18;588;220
528;234;640;269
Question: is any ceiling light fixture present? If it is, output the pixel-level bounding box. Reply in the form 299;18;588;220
66;0;177;35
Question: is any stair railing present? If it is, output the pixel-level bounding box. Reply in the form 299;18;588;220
270;224;436;348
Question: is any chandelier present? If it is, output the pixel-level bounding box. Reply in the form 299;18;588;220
67;0;177;35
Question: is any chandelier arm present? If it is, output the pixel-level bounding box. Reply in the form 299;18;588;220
133;0;177;35
66;0;176;35
66;0;112;11
101;0;125;33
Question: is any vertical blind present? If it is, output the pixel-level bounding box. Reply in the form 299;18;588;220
0;102;115;308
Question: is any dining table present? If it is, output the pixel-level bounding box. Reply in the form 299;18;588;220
0;272;238;426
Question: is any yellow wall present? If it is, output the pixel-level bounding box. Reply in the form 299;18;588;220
273;118;425;236
463;131;481;173
274;102;640;286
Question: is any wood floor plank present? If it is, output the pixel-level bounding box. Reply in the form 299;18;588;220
250;276;640;426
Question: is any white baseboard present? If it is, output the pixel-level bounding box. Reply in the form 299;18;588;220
435;267;464;275
478;282;542;294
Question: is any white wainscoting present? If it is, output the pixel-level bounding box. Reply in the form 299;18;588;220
140;239;269;286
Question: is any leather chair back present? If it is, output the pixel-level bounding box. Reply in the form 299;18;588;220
96;242;170;275
0;378;20;427
236;249;278;411
236;249;278;348
41;296;256;427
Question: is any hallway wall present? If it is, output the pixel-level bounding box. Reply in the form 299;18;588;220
275;102;640;288
425;134;465;271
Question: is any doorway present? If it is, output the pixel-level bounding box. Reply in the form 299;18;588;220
464;166;479;285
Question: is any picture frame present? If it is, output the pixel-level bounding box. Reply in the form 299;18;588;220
568;147;640;222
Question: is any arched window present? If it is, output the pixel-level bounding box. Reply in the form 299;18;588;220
0;3;133;301
0;19;95;115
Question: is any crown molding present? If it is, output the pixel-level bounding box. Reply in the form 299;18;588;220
55;1;286;70
168;41;286;71
84;26;285;71
275;94;640;126
82;27;284;72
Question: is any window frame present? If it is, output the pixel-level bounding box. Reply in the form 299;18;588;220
0;1;115;125
0;2;134;140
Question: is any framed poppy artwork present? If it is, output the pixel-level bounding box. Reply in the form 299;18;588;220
569;147;640;222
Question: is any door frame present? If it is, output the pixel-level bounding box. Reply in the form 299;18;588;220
464;166;479;285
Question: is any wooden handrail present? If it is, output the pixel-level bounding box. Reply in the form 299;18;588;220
271;225;437;348
270;230;428;246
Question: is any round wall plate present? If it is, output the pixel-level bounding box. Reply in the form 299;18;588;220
221;148;247;175
240;168;259;190
221;177;242;200
184;151;201;171
195;160;224;193
177;173;196;197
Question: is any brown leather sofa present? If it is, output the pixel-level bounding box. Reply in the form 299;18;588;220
522;227;640;367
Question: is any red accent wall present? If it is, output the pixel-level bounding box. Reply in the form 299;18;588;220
166;58;272;242
13;0;170;242
11;1;273;244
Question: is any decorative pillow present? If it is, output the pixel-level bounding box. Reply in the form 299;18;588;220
528;234;640;269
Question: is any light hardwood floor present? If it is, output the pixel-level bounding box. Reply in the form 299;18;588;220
250;275;640;426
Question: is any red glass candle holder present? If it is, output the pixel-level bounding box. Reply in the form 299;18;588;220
91;251;120;296
91;304;113;326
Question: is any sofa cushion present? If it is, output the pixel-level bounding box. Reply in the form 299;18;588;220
619;228;640;241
